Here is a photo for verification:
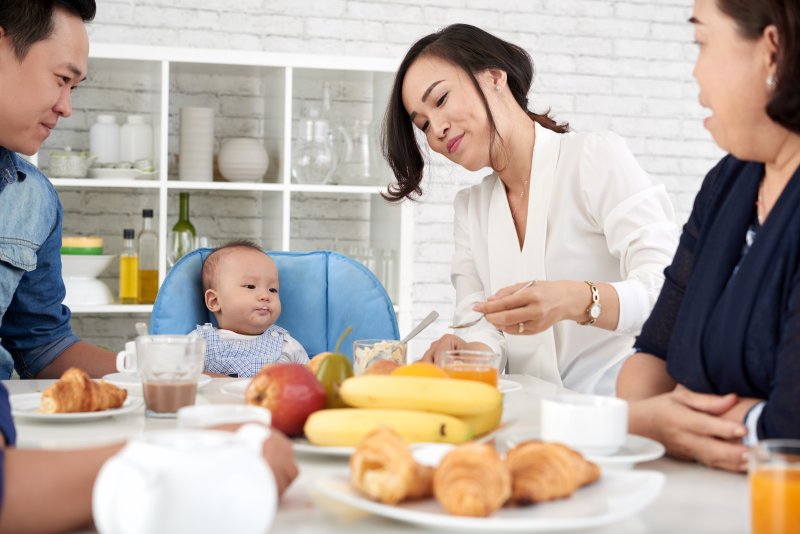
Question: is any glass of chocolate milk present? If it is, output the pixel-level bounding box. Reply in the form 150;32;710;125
136;334;206;418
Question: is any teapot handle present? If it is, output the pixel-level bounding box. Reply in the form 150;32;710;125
334;125;353;168
235;423;271;453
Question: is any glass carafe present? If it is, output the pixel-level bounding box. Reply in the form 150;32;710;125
291;106;337;185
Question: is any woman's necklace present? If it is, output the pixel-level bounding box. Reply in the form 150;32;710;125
510;175;530;219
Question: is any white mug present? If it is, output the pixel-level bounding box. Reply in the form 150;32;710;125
116;341;137;373
93;426;276;534
539;394;628;456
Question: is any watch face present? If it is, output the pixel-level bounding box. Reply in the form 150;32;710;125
589;303;602;319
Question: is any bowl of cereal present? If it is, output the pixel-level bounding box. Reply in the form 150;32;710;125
352;339;407;375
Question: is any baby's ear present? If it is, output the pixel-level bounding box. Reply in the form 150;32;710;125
204;289;220;312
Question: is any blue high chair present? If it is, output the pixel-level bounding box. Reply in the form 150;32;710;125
150;249;399;360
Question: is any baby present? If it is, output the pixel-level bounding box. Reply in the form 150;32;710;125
195;240;309;377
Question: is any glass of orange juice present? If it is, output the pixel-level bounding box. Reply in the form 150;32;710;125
438;350;501;387
750;439;800;534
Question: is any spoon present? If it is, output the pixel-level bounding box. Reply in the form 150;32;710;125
400;311;439;344
448;280;536;329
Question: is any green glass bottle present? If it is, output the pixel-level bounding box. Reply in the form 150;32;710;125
168;192;196;267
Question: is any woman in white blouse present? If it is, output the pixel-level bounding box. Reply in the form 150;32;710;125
382;24;679;395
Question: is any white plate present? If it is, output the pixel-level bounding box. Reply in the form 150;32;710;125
316;469;664;531
498;379;522;394
102;372;212;396
293;437;353;457
10;393;142;422
87;167;157;180
220;378;250;397
506;433;665;470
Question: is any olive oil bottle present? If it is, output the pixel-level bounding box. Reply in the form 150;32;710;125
119;228;139;304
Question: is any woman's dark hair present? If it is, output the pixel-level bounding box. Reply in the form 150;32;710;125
382;23;568;202
717;0;800;133
0;0;96;60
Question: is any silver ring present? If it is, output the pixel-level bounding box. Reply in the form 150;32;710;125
518;322;525;334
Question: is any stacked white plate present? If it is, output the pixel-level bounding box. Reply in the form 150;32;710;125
218;137;269;182
178;107;214;181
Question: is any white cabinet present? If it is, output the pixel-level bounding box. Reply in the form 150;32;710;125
41;44;414;345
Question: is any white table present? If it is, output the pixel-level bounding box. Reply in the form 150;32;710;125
4;376;748;533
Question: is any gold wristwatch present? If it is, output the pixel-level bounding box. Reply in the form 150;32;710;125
577;281;601;326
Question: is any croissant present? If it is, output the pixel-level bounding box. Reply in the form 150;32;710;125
40;367;127;413
433;443;511;517
350;427;433;504
505;440;600;504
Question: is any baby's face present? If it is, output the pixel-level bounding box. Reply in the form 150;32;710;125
209;249;281;335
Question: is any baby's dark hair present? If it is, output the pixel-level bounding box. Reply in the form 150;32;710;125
201;240;264;291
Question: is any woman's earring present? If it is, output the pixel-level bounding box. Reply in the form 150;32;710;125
495;85;502;92
767;73;776;89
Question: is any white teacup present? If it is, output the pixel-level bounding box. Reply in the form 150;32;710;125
116;341;137;373
539;394;628;456
93;426;276;534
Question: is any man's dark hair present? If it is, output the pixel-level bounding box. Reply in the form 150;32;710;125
201;240;266;292
0;1;96;60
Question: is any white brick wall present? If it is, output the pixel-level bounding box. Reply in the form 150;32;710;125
67;0;723;354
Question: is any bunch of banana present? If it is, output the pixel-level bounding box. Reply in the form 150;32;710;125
303;376;503;446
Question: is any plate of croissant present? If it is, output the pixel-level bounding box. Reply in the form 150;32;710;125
315;427;665;531
11;368;142;422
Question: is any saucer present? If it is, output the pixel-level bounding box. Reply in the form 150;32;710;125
103;372;212;396
505;433;665;470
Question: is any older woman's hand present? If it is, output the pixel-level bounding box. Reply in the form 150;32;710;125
629;385;749;472
474;280;569;335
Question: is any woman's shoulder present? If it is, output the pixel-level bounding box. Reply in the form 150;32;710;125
454;172;498;205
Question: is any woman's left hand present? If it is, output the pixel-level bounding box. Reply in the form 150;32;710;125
473;280;571;335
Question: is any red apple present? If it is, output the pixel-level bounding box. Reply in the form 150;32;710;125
245;363;326;437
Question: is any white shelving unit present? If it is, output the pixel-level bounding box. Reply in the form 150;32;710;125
44;44;414;334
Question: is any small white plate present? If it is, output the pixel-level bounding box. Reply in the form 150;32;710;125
498;379;522;394
220;378;250;398
10;393;142;422
87;167;157;180
102;372;212;396
505;433;665;470
315;469;665;531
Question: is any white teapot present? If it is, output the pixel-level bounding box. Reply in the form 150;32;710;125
93;425;276;534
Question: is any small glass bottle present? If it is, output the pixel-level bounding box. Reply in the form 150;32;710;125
119;228;139;304
169;192;196;267
137;209;158;304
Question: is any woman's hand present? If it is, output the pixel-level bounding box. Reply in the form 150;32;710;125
420;335;491;363
630;385;749;472
474;280;571;334
260;429;299;496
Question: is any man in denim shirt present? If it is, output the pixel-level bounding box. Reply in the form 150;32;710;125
0;0;116;382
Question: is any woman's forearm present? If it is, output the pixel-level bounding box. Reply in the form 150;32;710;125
616;352;675;401
0;443;123;534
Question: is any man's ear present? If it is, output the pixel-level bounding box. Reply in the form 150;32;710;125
205;289;220;312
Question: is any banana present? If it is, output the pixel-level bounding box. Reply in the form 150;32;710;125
339;375;502;416
457;399;503;436
304;408;473;446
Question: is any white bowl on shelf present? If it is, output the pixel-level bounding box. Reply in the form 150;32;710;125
218;138;269;182
61;254;115;306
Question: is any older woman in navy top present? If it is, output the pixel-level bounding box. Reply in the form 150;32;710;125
618;0;800;473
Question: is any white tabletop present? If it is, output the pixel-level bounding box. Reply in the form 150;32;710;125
4;375;747;533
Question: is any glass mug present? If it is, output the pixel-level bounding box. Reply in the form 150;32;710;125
750;439;800;534
136;334;206;418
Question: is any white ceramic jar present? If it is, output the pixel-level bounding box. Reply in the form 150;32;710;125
89;114;120;164
218;137;269;182
120;115;153;163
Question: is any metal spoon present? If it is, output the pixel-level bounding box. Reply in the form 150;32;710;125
400;311;439;344
448;280;536;329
